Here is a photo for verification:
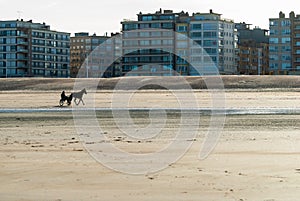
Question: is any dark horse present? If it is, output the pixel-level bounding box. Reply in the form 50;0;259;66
59;91;73;106
71;88;87;105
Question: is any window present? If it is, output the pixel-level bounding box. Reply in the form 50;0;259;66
203;32;217;38
203;40;217;46
140;57;150;62
177;26;187;32
162;40;173;45
269;37;278;44
151;31;161;37
176;57;186;64
269;62;278;69
270;20;278;26
282;29;291;35
123;24;138;31
160;15;174;20
140;40;150;46
191;32;201;38
191;24;201;30
270;54;279;61
162;23;173;29
123;40;138;46
194;40;202;45
177;49;187;56
177;66;187;72
163;56;171;62
282;54;291;61
140;23;150;29
191;48;202;55
269;46;278;52
204;48;217;54
203;23;218;30
176;41;188;48
282;37;290;43
191;56;201;62
282;63;291;69
124;32;138;38
176;34;187;40
162;31;173;37
151;40;161;45
281;20;291;27
151;23;160;28
281;46;291;51
151;56;161;62
142;16;152;21
140;32;150;37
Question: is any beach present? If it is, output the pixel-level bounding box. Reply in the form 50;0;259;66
0;77;300;201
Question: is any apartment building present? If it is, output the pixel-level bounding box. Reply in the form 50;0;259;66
269;11;300;75
189;10;237;75
121;9;177;76
70;32;121;78
236;22;269;75
0;19;70;78
121;9;237;76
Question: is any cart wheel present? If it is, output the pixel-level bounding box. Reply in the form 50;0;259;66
59;99;64;106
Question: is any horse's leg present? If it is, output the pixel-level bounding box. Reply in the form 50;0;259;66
75;98;80;105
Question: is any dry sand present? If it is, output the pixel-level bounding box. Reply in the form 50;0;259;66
1;76;300;201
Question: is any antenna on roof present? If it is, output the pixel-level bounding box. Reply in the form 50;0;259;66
17;11;23;20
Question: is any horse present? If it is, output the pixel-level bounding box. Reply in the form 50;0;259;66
71;88;87;105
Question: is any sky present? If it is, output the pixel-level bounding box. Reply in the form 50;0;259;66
1;0;300;36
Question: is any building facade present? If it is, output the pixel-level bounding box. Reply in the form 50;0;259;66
188;10;237;75
121;9;237;76
0;19;70;78
121;9;178;76
70;32;121;78
236;23;269;75
269;11;300;75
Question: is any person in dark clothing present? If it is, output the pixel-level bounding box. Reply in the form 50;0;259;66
61;91;66;100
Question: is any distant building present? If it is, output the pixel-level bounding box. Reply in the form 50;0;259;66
121;9;178;76
269;11;300;75
235;23;269;75
188;10;237;75
0;19;70;78
121;9;237;76
70;32;121;78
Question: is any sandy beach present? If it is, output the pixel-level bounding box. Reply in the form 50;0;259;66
1;76;300;201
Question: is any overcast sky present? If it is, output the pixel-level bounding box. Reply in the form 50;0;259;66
1;0;300;36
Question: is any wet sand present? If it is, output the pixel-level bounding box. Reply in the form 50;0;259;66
0;88;300;200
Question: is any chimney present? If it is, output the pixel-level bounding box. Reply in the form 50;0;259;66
210;9;213;14
290;11;295;18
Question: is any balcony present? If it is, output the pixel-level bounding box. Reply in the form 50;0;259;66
17;64;28;69
17;56;28;61
17;41;29;46
17;33;28;38
17;48;28;53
